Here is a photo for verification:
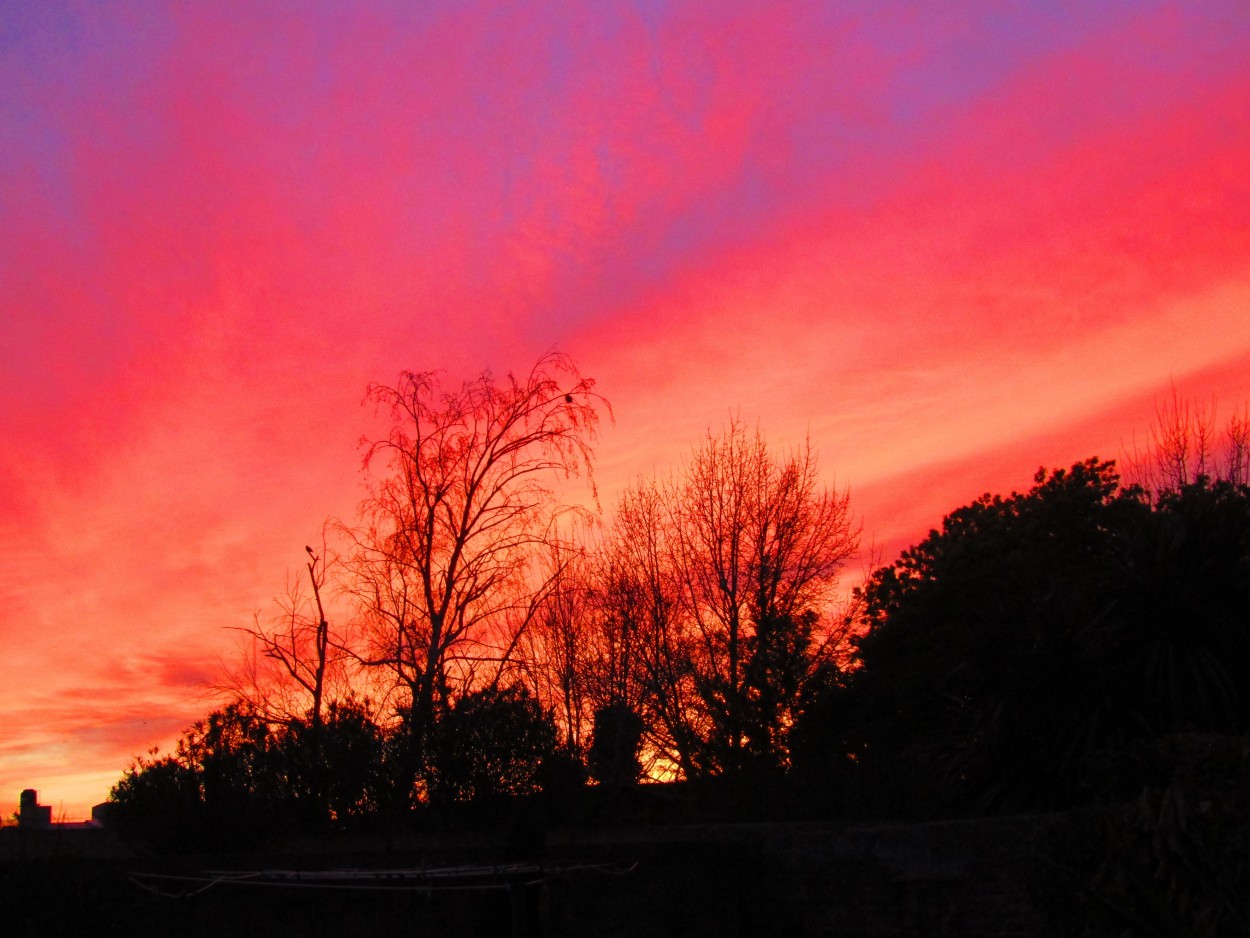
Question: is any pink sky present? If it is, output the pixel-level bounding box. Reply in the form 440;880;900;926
3;2;1249;820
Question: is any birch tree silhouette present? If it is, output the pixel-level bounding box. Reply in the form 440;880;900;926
342;351;607;804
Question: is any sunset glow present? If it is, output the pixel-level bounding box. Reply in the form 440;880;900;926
3;2;1249;819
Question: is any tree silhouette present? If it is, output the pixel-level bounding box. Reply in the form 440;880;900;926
217;541;350;728
1115;478;1250;735
274;696;385;824
670;421;857;776
851;458;1250;812
519;536;594;754
110;366;1250;842
591;421;857;780
422;685;561;809
1124;385;1250;493
217;542;350;823
588;702;646;786
110;704;290;850
595;478;699;779
852;460;1148;810
341;351;606;807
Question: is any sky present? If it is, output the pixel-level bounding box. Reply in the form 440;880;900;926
2;1;1249;820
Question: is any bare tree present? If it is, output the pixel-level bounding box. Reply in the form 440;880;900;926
520;535;593;751
1227;405;1250;486
210;538;357;823
589;422;858;779
594;478;702;780
1125;385;1250;494
671;420;858;775
341;351;607;802
218;538;350;729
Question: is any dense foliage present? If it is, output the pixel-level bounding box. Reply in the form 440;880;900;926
109;698;386;849
848;460;1250;813
422;685;563;808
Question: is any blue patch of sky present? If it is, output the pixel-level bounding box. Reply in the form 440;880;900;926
763;1;1173;210
665;0;1187;227
1;4;178;243
510;0;1191;333
865;1;1166;124
0;5;183;394
626;0;677;38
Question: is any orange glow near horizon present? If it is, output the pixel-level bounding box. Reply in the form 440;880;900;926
2;2;1249;819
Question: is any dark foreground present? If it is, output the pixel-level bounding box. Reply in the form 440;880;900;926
1;809;1155;937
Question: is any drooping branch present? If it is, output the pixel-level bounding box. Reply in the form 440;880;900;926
342;351;609;798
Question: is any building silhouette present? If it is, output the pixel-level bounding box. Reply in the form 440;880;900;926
17;789;52;829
